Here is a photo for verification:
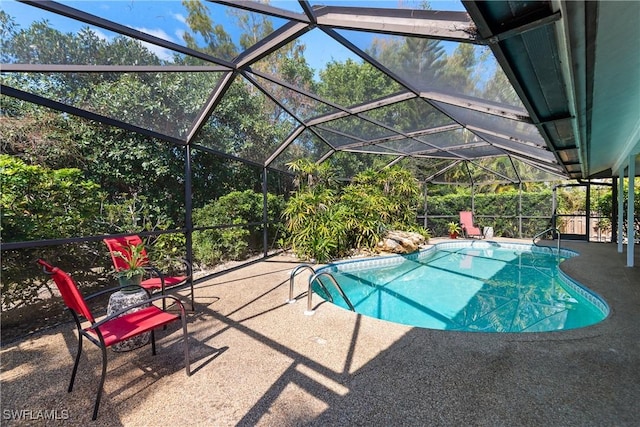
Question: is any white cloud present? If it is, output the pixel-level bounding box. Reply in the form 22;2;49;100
135;27;175;61
175;29;186;43
173;13;186;24
92;28;111;42
136;27;175;44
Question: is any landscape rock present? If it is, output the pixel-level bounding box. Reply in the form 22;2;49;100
376;230;427;254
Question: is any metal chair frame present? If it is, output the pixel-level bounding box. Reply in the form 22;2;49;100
37;259;190;421
103;235;195;311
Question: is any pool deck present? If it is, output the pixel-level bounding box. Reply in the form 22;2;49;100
2;238;639;426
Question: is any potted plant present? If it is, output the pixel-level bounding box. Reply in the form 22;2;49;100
111;242;148;293
447;222;462;239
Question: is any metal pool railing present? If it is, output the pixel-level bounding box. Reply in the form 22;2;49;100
305;272;355;315
533;227;561;254
287;264;355;315
287;264;316;304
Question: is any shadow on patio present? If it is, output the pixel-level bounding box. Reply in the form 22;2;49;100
1;241;639;426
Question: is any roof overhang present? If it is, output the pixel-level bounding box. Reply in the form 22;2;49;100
464;0;640;179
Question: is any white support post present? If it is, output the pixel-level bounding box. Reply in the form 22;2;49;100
627;157;635;267
618;168;625;253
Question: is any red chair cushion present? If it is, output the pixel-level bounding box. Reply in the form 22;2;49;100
89;306;179;347
140;276;187;290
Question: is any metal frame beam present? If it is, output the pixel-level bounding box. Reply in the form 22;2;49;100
314;7;477;43
420;91;530;122
185;71;237;143
210;0;310;23
1;84;185;145
235;21;312;68
337;124;462;150
1;64;231;73
465;125;547;149
484;11;561;44
19;0;235;69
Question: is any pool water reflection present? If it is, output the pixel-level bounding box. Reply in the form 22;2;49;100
313;242;608;332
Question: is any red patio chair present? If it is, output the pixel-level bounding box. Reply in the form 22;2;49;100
37;259;190;421
459;211;485;239
104;235;194;310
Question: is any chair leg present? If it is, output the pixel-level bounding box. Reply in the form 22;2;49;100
181;314;190;376
92;345;108;421
68;331;83;392
161;282;166;311
150;329;156;355
160;286;168;330
189;279;195;311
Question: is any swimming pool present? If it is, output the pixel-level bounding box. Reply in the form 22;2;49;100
311;241;609;332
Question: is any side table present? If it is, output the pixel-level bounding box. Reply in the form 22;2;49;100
107;289;151;352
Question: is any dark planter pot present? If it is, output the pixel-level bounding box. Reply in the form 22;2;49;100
117;273;144;294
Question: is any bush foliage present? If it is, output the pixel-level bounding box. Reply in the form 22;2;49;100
1;156;183;308
1;155;104;308
426;190;554;238
283;160;429;262
192;190;285;267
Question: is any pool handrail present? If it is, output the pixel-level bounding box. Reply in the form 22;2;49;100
533;227;561;254
305;272;355;315
288;264;316;304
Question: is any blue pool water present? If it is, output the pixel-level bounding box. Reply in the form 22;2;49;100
312;242;608;332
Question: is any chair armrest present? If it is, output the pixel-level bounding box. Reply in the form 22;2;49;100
84;285;126;301
145;258;192;279
91;294;186;329
143;264;164;278
181;258;193;278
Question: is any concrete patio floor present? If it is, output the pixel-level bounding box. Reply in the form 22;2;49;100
1;239;639;426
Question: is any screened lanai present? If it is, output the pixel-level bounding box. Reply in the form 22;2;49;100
2;2;640;425
2;0;639;268
1;0;571;178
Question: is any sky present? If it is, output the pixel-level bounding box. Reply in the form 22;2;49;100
2;0;467;75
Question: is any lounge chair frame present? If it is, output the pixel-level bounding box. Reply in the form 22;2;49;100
459;211;485;239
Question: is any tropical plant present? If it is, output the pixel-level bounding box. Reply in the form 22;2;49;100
287;158;337;192
282;161;425;262
110;242;148;280
282;186;347;262
447;222;462;236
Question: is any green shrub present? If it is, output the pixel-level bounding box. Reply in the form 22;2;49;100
283;162;426;262
0;155;103;308
283;187;349;262
426;190;554;237
0;155;185;308
1;155;102;242
148;232;187;274
192;190;285;267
